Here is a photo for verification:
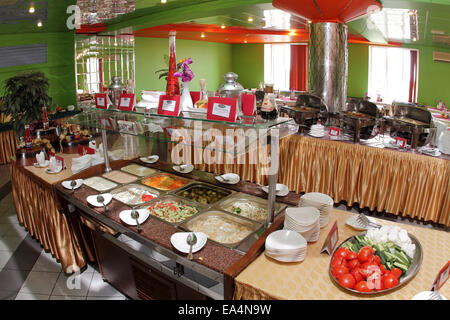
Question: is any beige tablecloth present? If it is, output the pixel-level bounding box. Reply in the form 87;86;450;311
234;209;450;300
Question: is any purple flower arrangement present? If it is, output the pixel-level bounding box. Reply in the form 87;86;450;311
173;58;195;83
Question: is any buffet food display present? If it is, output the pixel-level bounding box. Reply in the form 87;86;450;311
83;176;118;192
120;164;158;177
143;195;201;224
110;184;160;206
142;173;190;191
175;184;231;205
102;170;139;184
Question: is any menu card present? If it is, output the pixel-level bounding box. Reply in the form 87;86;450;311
431;261;450;291
395;137;407;148
320;221;339;255
157;95;181;116
117;93;135;111
207;97;237;122
329;127;340;137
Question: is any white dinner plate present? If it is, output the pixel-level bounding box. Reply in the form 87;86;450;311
170;232;208;254
61;179;84;190
411;291;447;300
45;166;63;174
86;193;112;207
172;164;194;174
261;184;289;197
119;209;150;226
33;160;49;168
215;173;240;185
139;155;159;164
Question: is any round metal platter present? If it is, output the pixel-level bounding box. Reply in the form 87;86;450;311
329;231;423;295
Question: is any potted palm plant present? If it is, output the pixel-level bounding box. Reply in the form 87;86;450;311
0;71;54;137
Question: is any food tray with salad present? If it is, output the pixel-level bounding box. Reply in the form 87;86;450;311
140;195;204;225
329;225;423;295
110;184;160;206
216;193;287;223
141;173;191;191
179;210;263;249
174;183;232;205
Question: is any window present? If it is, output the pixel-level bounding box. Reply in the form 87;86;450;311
264;44;291;91
368;46;418;104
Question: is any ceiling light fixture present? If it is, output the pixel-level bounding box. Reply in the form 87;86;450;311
201;33;205;38
161;0;167;3
221;24;226;29
248;16;254;22
29;5;35;14
37;20;42;27
289;30;295;36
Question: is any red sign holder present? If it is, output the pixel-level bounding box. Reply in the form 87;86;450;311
395;137;407;148
117;93;135;111
431;261;450;291
157;95;181;116
329;127;340;136
206;97;237;122
95;93;108;109
320;220;339;255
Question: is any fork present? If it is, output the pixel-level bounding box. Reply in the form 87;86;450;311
429;291;443;300
357;213;382;229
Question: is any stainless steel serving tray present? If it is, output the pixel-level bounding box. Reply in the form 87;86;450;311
329;231;423;295
172;182;234;206
83;176;119;193
178;209;264;249
120;164;160;177
140;172;193;192
139;194;207;226
110;183;160;207
215;193;287;224
102;170;139;185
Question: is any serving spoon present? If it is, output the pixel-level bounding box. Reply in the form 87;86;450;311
70;180;77;194
97;195;107;212
186;233;197;260
130;208;142;232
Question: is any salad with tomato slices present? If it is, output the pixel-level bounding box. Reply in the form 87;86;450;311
330;231;416;293
145;199;199;224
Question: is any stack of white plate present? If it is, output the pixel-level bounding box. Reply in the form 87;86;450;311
265;230;307;262
309;124;325;137
299;192;333;228
284;207;320;242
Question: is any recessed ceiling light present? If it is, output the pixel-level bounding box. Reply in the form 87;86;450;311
289;30;295;36
244;40;247;43
37;20;42;27
201;33;205;38
221;24;226;29
29;5;35;14
161;0;167;3
248;16;254;22
308;20;312;24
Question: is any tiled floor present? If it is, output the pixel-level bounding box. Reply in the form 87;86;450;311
0;163;448;300
0;164;127;300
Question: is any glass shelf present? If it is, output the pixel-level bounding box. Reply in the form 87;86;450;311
68;108;298;155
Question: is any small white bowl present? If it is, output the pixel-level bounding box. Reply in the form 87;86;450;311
61;179;84;190
215;173;240;185
170;232;207;254
140;155;159;164
119;209;150;226
45;165;63;174
172;164;194;174
262;184;289;197
87;193;112;207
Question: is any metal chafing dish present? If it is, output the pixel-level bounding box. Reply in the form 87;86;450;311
339;98;381;143
385;102;434;149
280;93;328;133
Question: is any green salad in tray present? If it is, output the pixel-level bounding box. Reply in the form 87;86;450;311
146;199;199;224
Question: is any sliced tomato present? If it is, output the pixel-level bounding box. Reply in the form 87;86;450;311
382;274;399;289
334;247;350;259
358;246;374;263
346;251;358;261
379;264;388;274
373;255;381;266
332;265;349;279
390;268;402;279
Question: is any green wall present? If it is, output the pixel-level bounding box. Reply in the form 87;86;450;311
231;43;264;89
0;32;76;107
135;37;233;99
347;43;369;99
404;43;450;107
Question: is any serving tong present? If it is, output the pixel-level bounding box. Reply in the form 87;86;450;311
356;213;381;229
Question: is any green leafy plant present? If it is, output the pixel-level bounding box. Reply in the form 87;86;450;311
0;71;54;137
155;54;187;81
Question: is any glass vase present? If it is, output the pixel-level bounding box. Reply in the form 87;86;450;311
166;31;180;96
180;81;193;111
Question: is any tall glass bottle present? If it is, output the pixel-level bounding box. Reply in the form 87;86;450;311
166;31;180;96
194;78;208;109
42;107;49;130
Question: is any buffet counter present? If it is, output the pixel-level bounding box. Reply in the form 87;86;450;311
195;134;450;226
234;208;450;300
10;153;87;273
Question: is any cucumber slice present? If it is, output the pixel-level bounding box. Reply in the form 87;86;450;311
393;262;409;273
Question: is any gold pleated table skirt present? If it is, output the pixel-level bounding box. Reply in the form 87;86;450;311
0;130;18;164
193;135;450;226
234;209;450;300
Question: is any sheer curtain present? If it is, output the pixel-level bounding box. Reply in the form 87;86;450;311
264;44;291;91
368;46;415;103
